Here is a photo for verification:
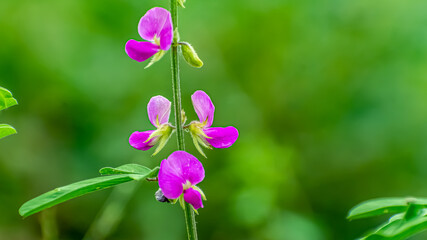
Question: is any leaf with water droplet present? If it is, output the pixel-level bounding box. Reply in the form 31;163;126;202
348;197;427;220
19;166;159;218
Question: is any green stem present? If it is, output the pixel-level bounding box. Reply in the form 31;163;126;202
170;1;198;240
184;202;198;240
170;0;185;151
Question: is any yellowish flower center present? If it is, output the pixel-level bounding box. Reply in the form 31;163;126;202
153;35;161;46
183;180;192;190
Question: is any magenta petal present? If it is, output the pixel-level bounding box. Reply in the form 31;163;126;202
158;159;185;199
147;95;171;127
138;7;172;50
129;130;156;150
167;151;205;185
191;90;215;128
158;151;205;199
159;16;172;51
204;126;239;148
184;188;204;210
125;40;159;62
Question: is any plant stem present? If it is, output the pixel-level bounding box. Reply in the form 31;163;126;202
170;0;185;151
184;202;198;240
169;1;198;240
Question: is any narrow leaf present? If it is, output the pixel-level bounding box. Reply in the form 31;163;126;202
0;87;18;111
404;203;425;220
100;164;159;177
19;174;142;218
348;197;427;220
363;211;427;240
0;124;17;139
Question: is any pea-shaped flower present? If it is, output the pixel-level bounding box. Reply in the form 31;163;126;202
125;7;173;65
188;90;239;157
158;151;206;210
129;96;173;155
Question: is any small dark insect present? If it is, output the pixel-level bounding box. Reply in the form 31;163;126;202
155;188;170;203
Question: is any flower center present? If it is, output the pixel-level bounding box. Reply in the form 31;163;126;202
182;180;192;190
189;121;210;139
153;35;161;46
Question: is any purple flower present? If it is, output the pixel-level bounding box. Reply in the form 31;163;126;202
125;7;173;64
129;95;174;155
158;151;206;210
189;90;239;157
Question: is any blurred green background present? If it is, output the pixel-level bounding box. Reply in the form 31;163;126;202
1;0;427;239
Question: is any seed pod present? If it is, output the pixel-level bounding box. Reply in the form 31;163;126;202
180;42;203;68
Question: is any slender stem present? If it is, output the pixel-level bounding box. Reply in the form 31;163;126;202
169;1;198;240
184;202;198;240
170;0;185;151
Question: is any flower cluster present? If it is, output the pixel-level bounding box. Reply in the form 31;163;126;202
126;8;238;211
129;90;238;157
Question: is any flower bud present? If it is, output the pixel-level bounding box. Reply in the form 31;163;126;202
180;42;203;68
181;109;187;125
173;28;180;43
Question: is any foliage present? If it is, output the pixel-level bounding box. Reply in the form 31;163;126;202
1;0;427;239
0;87;17;139
348;197;427;239
19;164;159;218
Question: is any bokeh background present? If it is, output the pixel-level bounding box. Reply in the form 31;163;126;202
1;0;427;239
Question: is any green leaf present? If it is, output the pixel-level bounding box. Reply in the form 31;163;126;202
362;210;427;240
19;166;158;218
404;203;425;221
348;197;427;220
0;87;18;111
0;124;17;139
100;164;159;177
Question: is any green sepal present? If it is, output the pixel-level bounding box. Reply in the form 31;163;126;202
192;185;207;201
145;50;166;69
0;87;18;111
169;198;178;204
191;132;207;158
180;42;203;68
178;0;186;8
188;121;212;158
0;124;17;139
178;195;185;209
151;124;174;156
